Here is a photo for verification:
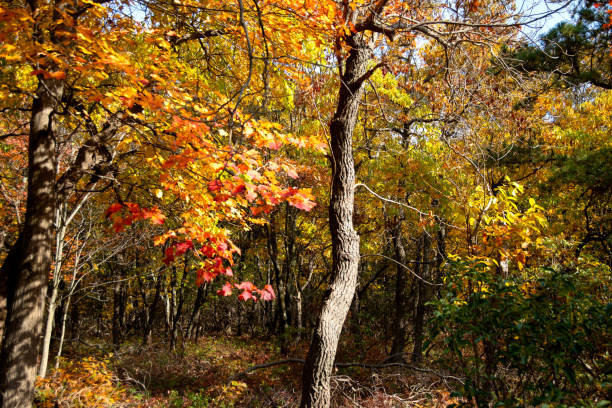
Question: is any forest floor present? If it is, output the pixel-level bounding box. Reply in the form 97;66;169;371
34;335;460;407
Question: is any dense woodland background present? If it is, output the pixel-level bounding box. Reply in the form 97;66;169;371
0;0;610;406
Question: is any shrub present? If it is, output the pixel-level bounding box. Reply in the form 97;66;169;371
430;260;612;407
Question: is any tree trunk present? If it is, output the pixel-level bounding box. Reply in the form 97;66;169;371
38;273;58;378
112;263;126;348
39;206;68;378
142;276;162;346
389;219;408;362
169;262;187;350
300;35;371;408
0;72;63;407
0;253;6;342
186;284;205;340
411;231;432;364
267;221;288;335
54;290;70;369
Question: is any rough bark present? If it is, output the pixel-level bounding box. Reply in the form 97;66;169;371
300;35;372;408
0;72;63;407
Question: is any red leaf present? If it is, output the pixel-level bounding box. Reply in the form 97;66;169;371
208;180;223;192
238;290;254;301
289;196;316;211
112;221;125;233
162;246;175;265
214;194;230;203
141;206;165;224
197;269;215;283
235;281;255;291
245;190;258;202
200;245;215;258
263;284;275;296
105;203;123;218
231;184;246;195
174;240;194;257
259;284;276;301
217;282;233;296
213;257;224;274
123;202;141;216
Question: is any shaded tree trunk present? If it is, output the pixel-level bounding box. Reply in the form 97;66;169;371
186;284;206;340
389;219;408;362
0;71;63;406
267;220;288;336
411;231;432;364
300;35;373;408
112;263;127;348
142;274;162;346
169;261;187;350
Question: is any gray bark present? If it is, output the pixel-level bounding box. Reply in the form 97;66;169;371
300;34;373;408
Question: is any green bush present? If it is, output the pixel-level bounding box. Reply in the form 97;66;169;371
430;260;612;407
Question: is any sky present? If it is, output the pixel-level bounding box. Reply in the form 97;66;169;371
519;0;574;40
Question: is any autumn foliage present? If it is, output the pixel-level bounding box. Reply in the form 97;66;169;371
0;0;610;407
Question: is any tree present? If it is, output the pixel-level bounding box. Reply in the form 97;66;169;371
0;0;316;404
508;0;611;89
297;0;527;405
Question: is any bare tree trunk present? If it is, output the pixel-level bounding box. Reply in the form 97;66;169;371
142;275;162;346
411;232;432;364
38;205;68;378
300;35;372;408
54;259;82;369
389;219;408;362
282;204;297;330
112;263;126;348
169;262;187;350
186;284;205;340
267;220;288;335
54;291;71;369
0;70;63;406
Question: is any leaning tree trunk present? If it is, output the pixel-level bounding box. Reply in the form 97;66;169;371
38;209;66;378
0;72;63;407
300;35;373;408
